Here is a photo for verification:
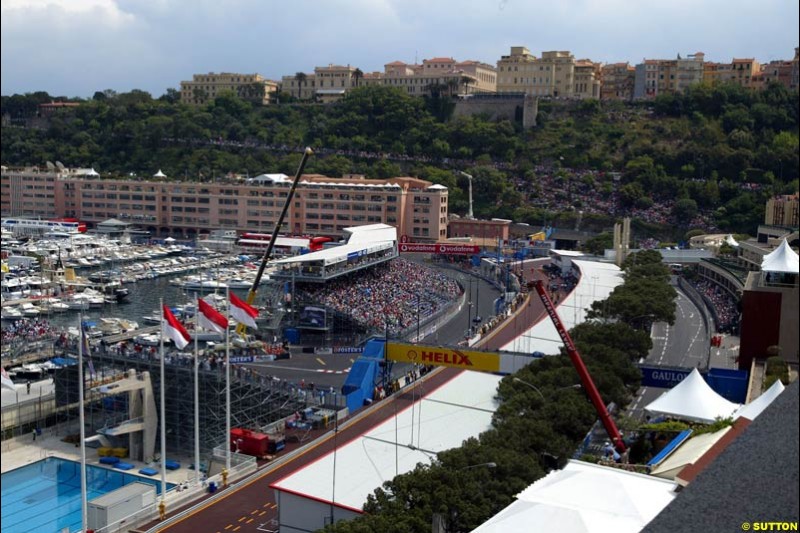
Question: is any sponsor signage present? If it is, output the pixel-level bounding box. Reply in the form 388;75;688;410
399;243;480;255
638;364;692;388
386;342;500;372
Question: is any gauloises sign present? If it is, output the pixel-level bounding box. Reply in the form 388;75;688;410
386;343;500;372
398;243;480;255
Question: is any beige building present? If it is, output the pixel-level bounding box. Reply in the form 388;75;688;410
574;60;601;99
634;53;705;99
765;194;800;228
180;73;278;105
282;58;495;101
703;59;760;90
600;63;635;100
0;168;449;242
497;48;579;98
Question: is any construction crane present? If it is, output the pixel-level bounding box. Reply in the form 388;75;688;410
236;147;314;335
532;279;626;453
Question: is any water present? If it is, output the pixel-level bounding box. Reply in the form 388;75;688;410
0;457;174;533
43;274;249;330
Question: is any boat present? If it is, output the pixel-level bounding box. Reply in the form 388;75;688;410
1;307;24;321
19;303;40;317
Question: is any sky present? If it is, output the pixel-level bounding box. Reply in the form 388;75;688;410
1;0;798;98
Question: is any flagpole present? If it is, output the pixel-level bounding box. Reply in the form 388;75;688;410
78;313;88;532
159;300;167;504
225;287;231;472
194;301;200;486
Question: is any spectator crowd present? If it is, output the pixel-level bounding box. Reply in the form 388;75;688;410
298;258;462;335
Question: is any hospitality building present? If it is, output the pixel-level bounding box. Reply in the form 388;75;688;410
633;53;705;99
0;167;449;242
496;47;579;98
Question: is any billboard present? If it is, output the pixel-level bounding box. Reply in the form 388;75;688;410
298;306;327;330
399;243;480;255
638;365;692;388
386;343;500;372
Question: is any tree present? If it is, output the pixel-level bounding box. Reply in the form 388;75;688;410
672;198;698;224
352;68;364;88
295;72;308;100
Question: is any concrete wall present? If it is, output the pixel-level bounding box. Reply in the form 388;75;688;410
275;489;361;533
452;94;538;128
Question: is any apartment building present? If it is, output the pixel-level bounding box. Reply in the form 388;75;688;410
703;59;760;90
600;63;635;101
282;58;496;100
496;48;577;97
574;60;601;99
179;73;279;106
633;52;705;99
765;194;800;228
0;168;449;242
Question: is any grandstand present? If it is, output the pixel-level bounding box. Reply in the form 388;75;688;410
271;224;398;283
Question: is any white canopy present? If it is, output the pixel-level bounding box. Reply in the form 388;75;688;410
734;379;786;421
472;461;676;533
153;169;166;178
645;369;740;424
724;234;739;247
761;239;799;273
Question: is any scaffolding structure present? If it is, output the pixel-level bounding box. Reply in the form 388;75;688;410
52;350;309;457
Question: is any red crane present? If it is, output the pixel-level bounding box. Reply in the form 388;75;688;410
532;279;626;453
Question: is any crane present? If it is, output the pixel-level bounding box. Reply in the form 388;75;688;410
236;147;314;335
532;279;626;453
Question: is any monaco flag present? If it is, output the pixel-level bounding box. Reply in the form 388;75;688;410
197;298;228;334
162;304;191;349
1;366;16;391
229;292;259;329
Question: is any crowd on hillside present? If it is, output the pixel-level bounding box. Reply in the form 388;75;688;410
690;279;740;333
163;137;768;231
298;258;462;335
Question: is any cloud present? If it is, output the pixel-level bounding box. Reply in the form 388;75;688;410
1;0;798;97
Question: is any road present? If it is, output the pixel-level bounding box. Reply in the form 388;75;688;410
627;285;710;420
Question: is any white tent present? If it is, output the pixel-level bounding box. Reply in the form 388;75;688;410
153;169;166;178
472;461;676;533
734;379;786;421
645;369;740;424
761;239;799;273
724;234;739;247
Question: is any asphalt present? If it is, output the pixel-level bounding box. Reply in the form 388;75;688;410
144;367;462;533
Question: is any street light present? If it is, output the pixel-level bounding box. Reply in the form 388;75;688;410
458;171;474;220
459;462;497;471
513;377;544;400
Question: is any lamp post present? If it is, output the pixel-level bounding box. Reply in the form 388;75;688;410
458;171;474;220
459;462;497;471
513;377;544;400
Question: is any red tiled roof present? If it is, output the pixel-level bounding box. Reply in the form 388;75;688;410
385;61;407;66
426;57;455;62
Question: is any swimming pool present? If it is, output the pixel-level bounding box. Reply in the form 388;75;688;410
1;457;174;533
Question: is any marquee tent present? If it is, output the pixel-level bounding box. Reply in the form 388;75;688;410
645;369;740;424
472;461;676;533
761;238;799;273
734;379;786;421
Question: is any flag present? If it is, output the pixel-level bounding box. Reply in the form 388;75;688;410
229;292;258;329
162;304;191;349
197;298;228;334
81;322;96;379
1;367;15;391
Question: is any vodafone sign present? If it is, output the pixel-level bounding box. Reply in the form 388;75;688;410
399;243;480;255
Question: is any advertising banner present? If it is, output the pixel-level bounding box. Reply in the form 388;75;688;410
386;342;500;372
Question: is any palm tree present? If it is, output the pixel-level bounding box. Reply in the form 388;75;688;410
295;72;307;100
352;68;364;88
461;75;474;95
447;78;460;97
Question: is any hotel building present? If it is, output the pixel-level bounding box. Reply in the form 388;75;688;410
0;168;448;242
